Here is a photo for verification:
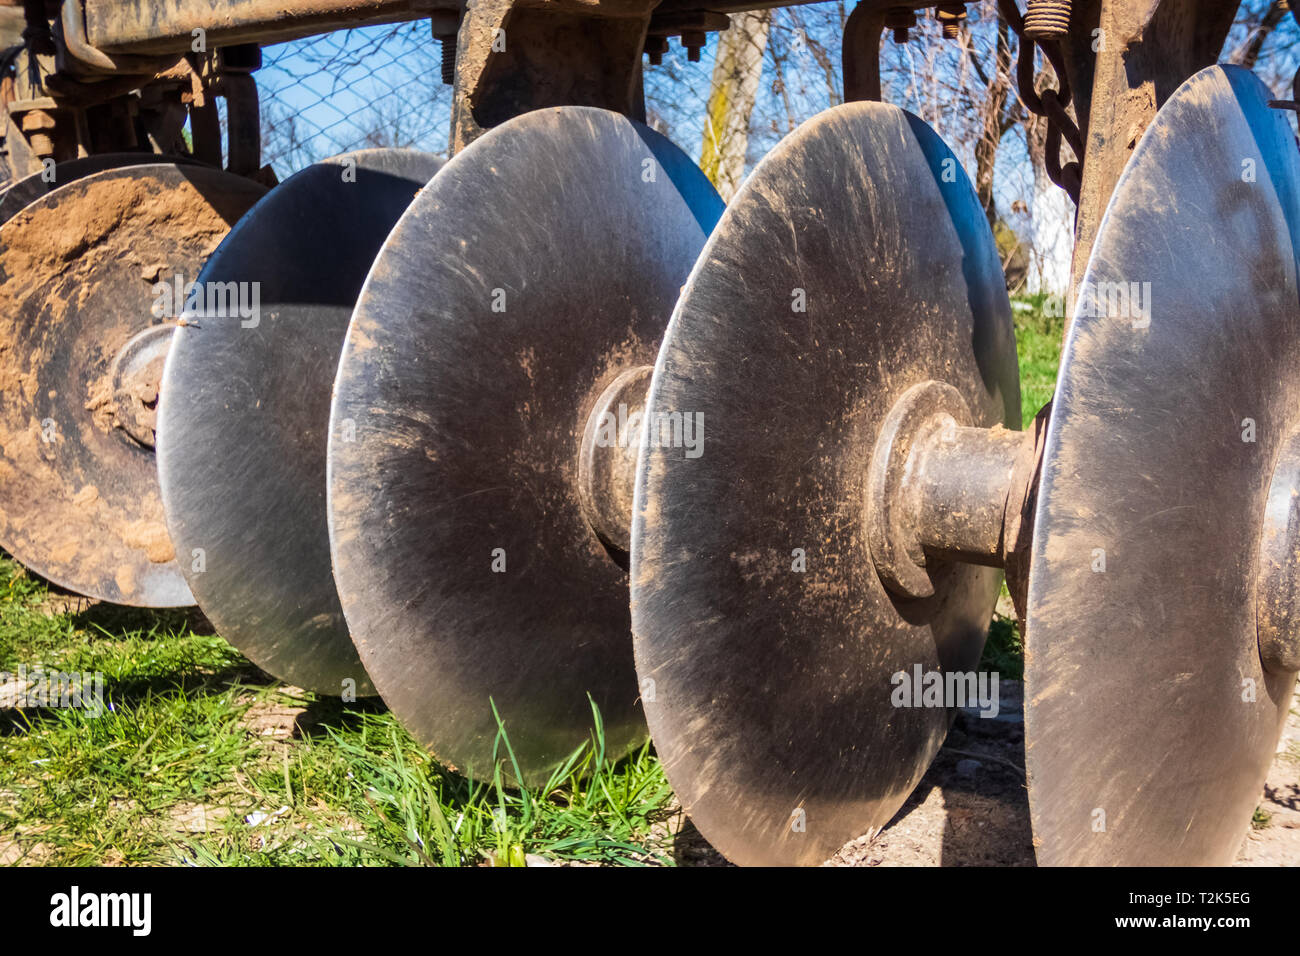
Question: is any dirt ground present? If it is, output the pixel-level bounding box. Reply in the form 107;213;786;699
826;680;1300;867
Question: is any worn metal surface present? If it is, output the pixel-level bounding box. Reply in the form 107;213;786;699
1257;431;1300;675
631;101;1018;866
1026;65;1300;865
219;70;260;177
450;0;656;151
62;0;179;74
85;0;452;54
841;1;886;102
328;107;722;784
156;148;440;695
450;0;960;148
0;151;197;224
1002;402;1050;623
0;6;21;47
577;364;653;554
907;418;1029;568
0;163;264;605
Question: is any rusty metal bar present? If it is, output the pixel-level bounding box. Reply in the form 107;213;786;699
84;0;454;54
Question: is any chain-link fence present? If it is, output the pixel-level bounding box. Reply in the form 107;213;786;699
5;4;1299;297
256;21;453;176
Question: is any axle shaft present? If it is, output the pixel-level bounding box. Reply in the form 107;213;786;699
867;380;1037;601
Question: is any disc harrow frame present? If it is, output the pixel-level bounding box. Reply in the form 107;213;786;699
0;0;1294;870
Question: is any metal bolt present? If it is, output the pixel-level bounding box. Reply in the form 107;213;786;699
645;35;669;66
439;35;456;85
884;8;917;45
937;4;967;40
20;109;56;159
429;11;460;86
682;30;706;62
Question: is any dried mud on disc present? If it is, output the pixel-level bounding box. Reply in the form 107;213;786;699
0;164;265;606
0;152;201;226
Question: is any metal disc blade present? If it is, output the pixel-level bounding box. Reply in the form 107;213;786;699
328;108;723;783
631;102;1019;865
0;152;200;226
1025;64;1300;865
157;149;443;695
0;163;265;606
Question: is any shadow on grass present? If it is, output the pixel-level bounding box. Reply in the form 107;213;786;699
1;551;216;640
291;694;391;741
0;675;395;744
0;659;277;736
67;601;216;639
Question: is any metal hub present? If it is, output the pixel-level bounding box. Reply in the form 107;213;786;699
1257;431;1300;675
578;364;654;553
868;379;1038;601
108;325;172;449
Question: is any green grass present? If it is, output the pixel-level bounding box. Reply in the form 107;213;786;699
0;295;1061;866
978;294;1063;682
1012;292;1065;428
981;610;1024;682
0;557;676;866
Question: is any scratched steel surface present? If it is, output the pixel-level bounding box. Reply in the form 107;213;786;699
632;100;1019;866
327;108;722;783
157;149;441;694
1026;64;1300;865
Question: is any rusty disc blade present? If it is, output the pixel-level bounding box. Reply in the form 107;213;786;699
1025;64;1300;865
0;163;265;606
328;108;722;784
157;149;442;695
631;102;1019;865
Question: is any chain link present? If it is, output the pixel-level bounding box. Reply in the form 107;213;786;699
997;0;1083;203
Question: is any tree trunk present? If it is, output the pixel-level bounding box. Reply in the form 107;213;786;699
973;16;1013;225
700;10;772;201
